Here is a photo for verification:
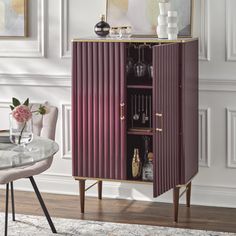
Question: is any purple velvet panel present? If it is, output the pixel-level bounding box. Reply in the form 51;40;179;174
72;42;127;180
153;43;180;197
179;40;199;184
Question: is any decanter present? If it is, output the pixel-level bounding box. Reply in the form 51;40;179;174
94;14;110;37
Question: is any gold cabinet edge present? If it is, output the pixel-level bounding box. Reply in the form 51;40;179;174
72;38;198;43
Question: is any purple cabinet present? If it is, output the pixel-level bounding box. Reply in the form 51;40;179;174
72;39;198;212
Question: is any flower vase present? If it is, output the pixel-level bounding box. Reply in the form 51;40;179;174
9;114;33;152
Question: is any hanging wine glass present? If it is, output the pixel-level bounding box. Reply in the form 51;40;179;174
134;45;147;78
145;44;153;79
126;45;134;75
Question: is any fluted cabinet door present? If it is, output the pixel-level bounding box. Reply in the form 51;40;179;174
72;42;127;180
153;43;180;197
179;40;199;184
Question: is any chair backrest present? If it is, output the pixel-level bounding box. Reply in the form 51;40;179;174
30;103;58;141
29;103;58;171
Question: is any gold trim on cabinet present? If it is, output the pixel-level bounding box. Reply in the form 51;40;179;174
72;38;198;43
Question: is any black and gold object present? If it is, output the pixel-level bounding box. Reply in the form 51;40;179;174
94;14;110;37
132;148;142;179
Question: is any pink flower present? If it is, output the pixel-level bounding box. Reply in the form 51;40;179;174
12;105;32;123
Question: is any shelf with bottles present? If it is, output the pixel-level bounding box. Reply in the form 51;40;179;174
127;134;153;182
126;43;153;86
127;89;152;131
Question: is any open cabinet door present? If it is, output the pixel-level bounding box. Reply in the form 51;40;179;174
153;43;181;197
72;42;127;180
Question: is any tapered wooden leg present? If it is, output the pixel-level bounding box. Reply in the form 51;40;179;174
79;180;86;213
173;187;180;222
98;181;102;200
186;182;192;207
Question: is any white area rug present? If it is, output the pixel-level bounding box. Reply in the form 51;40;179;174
0;213;235;236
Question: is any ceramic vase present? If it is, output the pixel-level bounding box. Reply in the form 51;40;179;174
156;1;170;39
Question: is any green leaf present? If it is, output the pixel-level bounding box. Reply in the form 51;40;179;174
10;105;15;111
23;98;29;106
12;97;21;107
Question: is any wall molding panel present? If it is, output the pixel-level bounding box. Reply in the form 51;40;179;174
0;102;10;109
0;0;46;58
198;0;210;61
60;0;70;58
227;108;236;168
199;108;211;167
226;0;236;61
199;78;236;92
0;74;71;87
62;104;72;159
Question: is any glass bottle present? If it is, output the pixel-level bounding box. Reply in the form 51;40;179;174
142;152;153;181
132;148;142;179
142;136;150;163
94;14;110;37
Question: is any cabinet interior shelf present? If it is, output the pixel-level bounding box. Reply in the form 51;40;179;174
127;85;153;89
127;128;153;136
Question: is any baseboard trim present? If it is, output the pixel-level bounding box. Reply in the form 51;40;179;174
1;174;235;208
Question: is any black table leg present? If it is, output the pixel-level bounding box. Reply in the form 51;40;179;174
10;182;16;221
29;176;57;233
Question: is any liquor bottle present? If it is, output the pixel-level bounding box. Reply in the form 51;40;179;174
132;148;142;179
143;136;150;163
94;14;110;37
142;152;153;181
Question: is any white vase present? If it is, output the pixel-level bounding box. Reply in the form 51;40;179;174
156;2;170;39
167;11;178;40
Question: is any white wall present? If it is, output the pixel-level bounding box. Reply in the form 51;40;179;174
1;0;236;208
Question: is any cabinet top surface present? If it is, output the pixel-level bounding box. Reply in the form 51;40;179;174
72;37;198;43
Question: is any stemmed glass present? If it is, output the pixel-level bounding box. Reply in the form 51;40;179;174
134;45;147;78
126;45;134;75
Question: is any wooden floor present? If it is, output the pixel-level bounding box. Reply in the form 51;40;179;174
0;189;236;233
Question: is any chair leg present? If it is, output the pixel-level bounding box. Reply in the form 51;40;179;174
186;182;192;207
29;176;57;234
10;182;16;221
98;181;102;200
173;186;180;223
79;179;85;213
5;183;9;236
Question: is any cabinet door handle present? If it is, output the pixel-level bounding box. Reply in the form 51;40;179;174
155;113;163;117
155;112;163;132
120;103;125;120
156;128;163;132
